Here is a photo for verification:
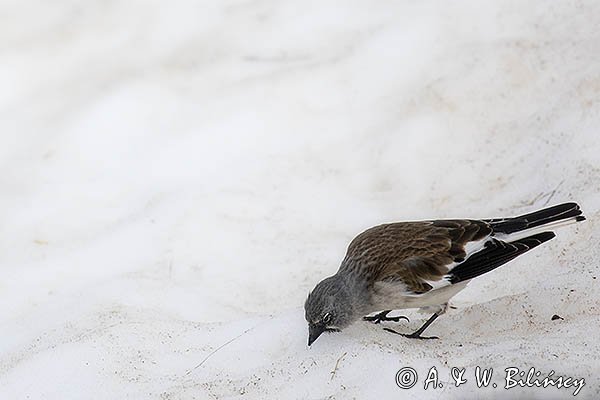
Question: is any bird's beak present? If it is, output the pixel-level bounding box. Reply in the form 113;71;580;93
308;324;325;346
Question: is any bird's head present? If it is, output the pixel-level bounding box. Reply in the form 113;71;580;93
304;275;356;346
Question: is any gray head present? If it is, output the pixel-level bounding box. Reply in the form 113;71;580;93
304;275;358;345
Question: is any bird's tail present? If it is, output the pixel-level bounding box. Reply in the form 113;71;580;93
486;202;585;240
447;203;585;284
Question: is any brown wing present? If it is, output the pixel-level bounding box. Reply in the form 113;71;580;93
338;220;492;293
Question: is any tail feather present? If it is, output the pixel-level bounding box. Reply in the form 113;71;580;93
447;202;585;284
487;202;584;235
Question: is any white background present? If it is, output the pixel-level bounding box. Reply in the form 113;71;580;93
1;1;599;399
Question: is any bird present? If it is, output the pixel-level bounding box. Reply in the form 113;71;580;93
304;202;585;345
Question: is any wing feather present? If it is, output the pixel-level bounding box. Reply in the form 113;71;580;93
339;220;493;293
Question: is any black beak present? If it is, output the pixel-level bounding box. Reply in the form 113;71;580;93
308;324;325;346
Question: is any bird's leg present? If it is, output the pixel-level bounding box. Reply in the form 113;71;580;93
363;310;410;324
384;313;440;340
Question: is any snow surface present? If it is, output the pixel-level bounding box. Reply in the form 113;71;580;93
1;1;599;399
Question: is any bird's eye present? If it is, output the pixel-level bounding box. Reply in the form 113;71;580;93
323;313;332;324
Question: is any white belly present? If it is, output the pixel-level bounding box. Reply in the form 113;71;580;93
370;280;469;312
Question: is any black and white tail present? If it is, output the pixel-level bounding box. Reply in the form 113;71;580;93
448;202;585;284
486;202;585;239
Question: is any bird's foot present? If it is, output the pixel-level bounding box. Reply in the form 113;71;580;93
363;310;410;324
383;328;439;340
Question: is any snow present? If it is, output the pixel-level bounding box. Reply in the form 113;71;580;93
1;0;599;399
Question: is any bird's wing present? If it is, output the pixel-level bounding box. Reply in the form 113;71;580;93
339;220;494;294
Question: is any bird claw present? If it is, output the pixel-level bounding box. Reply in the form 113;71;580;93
363;310;410;324
383;327;439;340
385;315;410;323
